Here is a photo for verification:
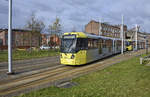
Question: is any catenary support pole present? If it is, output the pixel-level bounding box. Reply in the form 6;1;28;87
7;0;13;74
121;15;124;54
99;19;102;36
146;39;148;54
135;24;138;51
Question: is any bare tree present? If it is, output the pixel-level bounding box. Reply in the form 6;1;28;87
25;12;45;50
49;17;61;35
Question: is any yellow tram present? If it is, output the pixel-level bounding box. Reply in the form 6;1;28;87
126;39;133;51
60;32;122;65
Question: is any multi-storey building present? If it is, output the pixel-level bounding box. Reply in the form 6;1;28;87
0;29;40;48
85;20;150;49
41;33;48;46
41;33;61;47
85;20;127;38
126;27;150;48
49;34;60;46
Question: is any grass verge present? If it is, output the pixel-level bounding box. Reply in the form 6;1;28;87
0;50;59;62
18;54;150;97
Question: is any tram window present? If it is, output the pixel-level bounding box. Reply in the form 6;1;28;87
103;40;106;48
88;40;91;48
83;39;88;49
93;40;98;48
77;38;88;50
88;39;98;49
126;42;130;46
88;39;93;48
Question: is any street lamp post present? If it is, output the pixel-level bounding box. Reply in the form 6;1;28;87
7;0;13;74
121;15;124;54
99;19;102;36
146;39;148;54
146;40;148;54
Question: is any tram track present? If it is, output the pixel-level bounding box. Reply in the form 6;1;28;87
0;49;146;97
0;57;59;70
0;61;59;73
0;56;60;81
0;65;75;96
0;64;64;84
0;66;74;92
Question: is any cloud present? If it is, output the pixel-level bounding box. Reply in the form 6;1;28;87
0;0;150;32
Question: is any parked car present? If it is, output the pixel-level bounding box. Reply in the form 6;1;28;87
40;45;50;50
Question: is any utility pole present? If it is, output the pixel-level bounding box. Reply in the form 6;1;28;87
146;40;148;54
145;35;148;54
135;24;138;51
7;0;13;74
145;37;147;54
121;15;124;54
99;19;102;36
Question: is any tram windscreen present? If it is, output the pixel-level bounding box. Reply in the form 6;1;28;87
60;38;77;53
61;35;88;53
126;41;132;46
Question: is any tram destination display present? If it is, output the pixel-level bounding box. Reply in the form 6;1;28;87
63;35;76;39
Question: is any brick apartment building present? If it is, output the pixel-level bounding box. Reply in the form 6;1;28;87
49;34;60;47
41;33;61;47
85;20;127;38
0;29;40;49
85;20;150;48
41;33;48;46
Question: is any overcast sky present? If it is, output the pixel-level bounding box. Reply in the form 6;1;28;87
0;0;150;32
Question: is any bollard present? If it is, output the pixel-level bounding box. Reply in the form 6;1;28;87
140;58;143;64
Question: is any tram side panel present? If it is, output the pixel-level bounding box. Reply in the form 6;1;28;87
116;40;121;53
86;38;115;64
86;39;100;63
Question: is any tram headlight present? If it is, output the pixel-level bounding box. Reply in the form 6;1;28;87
71;54;75;59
